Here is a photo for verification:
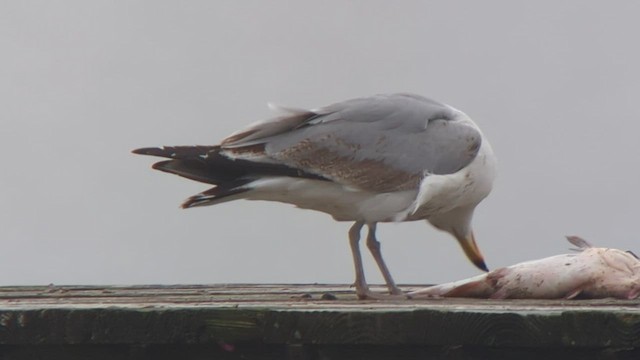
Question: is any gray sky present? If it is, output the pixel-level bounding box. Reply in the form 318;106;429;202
2;1;639;286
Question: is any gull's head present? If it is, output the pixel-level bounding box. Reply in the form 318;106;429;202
428;207;488;272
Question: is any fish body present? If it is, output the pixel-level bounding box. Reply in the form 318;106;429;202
408;236;640;300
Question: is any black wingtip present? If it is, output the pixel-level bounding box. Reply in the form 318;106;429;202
132;145;223;159
181;181;252;209
181;196;209;209
132;147;163;156
150;160;172;171
180;193;216;209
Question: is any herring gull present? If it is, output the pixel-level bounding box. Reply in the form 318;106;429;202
133;93;497;299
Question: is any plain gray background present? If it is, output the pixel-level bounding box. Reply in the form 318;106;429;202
2;1;639;286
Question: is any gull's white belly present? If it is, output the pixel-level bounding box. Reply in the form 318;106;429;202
242;177;418;222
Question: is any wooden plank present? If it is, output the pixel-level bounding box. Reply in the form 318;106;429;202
1;284;639;359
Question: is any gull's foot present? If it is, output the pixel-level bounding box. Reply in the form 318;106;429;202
388;285;403;296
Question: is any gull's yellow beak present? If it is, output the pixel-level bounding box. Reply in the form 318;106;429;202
456;231;488;272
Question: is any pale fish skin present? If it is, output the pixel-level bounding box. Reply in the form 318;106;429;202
408;236;640;300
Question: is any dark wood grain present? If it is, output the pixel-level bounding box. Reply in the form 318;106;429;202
1;284;639;359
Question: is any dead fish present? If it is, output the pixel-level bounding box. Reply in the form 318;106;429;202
408;236;640;300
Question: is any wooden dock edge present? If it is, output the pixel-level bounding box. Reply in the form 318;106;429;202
1;284;639;359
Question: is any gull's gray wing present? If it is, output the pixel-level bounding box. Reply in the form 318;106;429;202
222;94;482;192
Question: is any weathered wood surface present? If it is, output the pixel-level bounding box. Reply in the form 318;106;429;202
1;284;639;359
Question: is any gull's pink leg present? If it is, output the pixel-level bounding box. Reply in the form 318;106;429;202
366;223;402;295
349;222;406;300
348;221;369;299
